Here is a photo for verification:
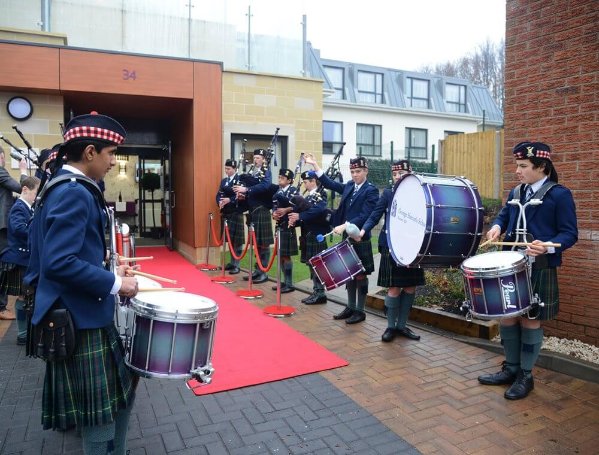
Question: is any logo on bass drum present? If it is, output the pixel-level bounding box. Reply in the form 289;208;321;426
500;280;517;309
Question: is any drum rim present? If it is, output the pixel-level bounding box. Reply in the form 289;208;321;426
461;251;528;276
467;305;532;320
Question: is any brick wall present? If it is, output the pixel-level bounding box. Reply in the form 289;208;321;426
505;0;599;345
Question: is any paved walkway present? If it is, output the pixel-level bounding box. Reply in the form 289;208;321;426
1;269;598;454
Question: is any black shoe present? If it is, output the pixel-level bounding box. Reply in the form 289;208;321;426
478;362;518;385
333;307;354;320
504;370;534;400
16;337;26;346
243;271;261;281
381;328;396;342
224;263;235;271
304;295;327;305
346;311;366;324
396;327;420;341
272;284;295;293
228;266;240;275
253;274;269;284
301;293;316;303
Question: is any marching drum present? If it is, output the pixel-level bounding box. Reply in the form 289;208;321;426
460;251;533;320
114;275;162;341
308;239;365;290
387;174;483;267
126;291;218;383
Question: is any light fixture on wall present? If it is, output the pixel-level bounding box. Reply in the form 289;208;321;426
119;162;127;176
6;96;33;121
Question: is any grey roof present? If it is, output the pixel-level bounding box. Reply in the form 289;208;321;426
306;43;503;125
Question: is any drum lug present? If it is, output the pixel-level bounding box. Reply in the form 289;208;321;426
191;363;215;384
461;301;473;321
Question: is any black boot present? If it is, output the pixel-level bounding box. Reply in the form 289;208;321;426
304;294;327;305
396;327;420;341
301;293;316;303
345;311;366;324
504;370;534;400
478;362;518;385
381;328;396;342
243;270;261;281
333;307;354;320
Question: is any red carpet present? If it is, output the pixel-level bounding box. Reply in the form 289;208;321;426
133;247;348;395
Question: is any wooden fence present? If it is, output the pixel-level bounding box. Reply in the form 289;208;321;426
438;130;504;199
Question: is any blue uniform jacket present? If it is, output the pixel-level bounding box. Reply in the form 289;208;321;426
296;191;330;236
216;173;244;213
26;170;116;328
362;187;392;249
0;199;33;267
493;183;577;267
245;167;274;210
317;172;379;240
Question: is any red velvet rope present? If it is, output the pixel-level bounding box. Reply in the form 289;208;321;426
209;214;224;247
251;230;278;273
224;223;251;261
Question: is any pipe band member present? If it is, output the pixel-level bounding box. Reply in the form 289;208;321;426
360;160;425;342
478;141;578;400
216;158;245;274
304;154;379;324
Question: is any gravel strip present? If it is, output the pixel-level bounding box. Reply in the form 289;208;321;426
491;335;599;365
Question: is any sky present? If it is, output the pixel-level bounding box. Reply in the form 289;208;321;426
244;0;506;71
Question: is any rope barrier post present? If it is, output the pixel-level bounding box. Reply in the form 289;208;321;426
264;227;295;317
211;219;234;284
197;213;218;271
237;223;263;299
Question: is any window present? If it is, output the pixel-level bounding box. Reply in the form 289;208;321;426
323;121;343;155
356;123;382;156
324;66;344;100
357;71;384;103
405;128;427;159
406;77;430;109
446;83;467;113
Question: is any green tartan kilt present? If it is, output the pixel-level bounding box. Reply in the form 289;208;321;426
378;247;425;288
42;324;138;431
246;207;274;248
346;237;375;275
277;228;298;257
222;212;245;248
300;233;328;264
0;262;25;296
527;267;559;320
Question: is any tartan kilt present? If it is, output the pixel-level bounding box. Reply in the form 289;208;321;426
246;207;274;248
300;233;328;264
347;237;375;275
277;228;298;257
41;324;138;431
527;267;559;320
222;212;245;248
0;262;25;296
377;247;425;288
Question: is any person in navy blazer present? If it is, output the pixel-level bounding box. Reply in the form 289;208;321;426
304;154;379;324
478;141;578;400
216;158;244;274
0;176;39;344
24;113;139;453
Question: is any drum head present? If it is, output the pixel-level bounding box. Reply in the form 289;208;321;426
461;251;527;274
131;291;218;321
387;174;426;266
135;276;162;290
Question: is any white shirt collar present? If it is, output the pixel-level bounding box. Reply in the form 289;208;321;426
530;177;547;193
62;164;85;176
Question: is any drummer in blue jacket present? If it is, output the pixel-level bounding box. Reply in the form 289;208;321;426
0;176;39;344
359;160;425;342
304;154;379;324
478;141;578;400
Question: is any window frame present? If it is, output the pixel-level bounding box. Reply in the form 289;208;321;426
357;70;384;104
405;127;428;159
406;77;430;109
323;120;344;155
446;83;467;113
323;65;345;100
356;123;382;157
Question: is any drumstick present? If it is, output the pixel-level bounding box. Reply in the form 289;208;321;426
478;238;494;248
490;241;562;248
119;256;154;262
138;287;185;292
131;270;177;284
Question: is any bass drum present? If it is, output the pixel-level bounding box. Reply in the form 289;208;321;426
387;173;483;267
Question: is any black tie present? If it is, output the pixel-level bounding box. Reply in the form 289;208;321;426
350;185;358;204
524;185;533;202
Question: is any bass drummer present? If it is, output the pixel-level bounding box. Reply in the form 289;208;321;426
478;141;577;400
358;160;425;342
304;154;378;324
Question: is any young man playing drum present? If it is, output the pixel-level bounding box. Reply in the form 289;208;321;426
359;160;425;342
304;154;379;324
479;141;577;400
25;113;139;453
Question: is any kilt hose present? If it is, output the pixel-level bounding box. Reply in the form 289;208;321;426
221;211;245;248
277;226;298;257
246;206;274;248
346;236;375;275
377;247;425;288
42;325;138;431
527;266;559;320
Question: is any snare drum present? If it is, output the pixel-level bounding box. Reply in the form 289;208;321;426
308;239;365;290
461;251;533;320
114;276;162;341
126;292;218;383
387;174;483;267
